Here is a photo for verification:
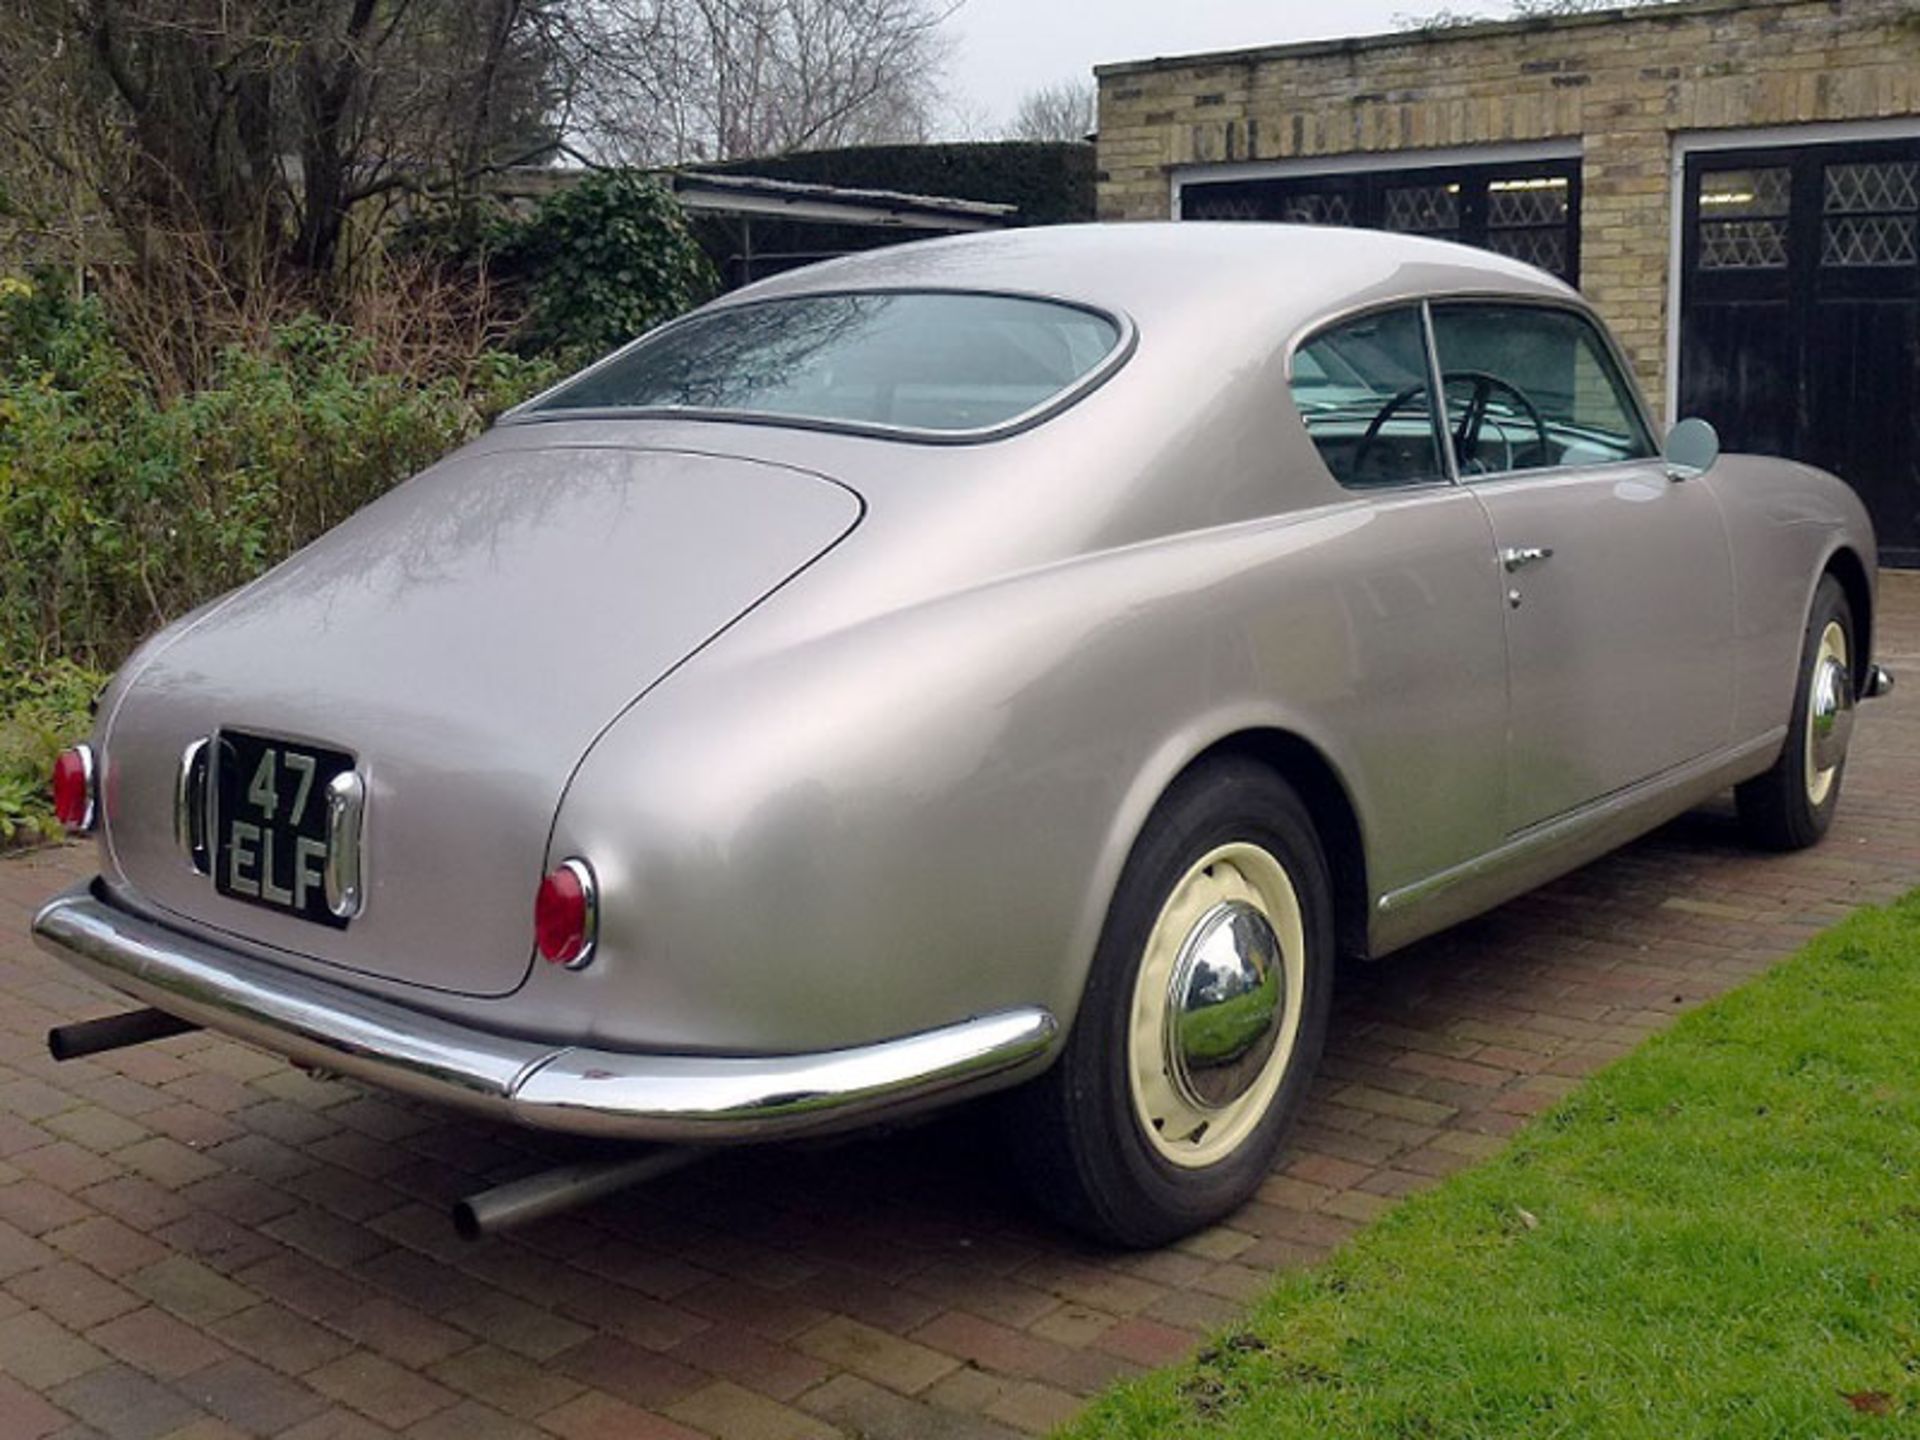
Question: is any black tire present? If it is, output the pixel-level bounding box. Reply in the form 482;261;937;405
1003;758;1334;1248
1736;575;1855;851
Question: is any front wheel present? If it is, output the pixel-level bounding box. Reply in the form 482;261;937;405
1004;759;1334;1247
1736;575;1856;850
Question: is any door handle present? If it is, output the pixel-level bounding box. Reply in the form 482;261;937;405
1501;545;1554;572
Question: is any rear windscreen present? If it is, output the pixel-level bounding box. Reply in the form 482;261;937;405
527;291;1124;435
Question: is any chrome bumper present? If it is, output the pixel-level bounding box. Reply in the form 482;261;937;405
30;882;1059;1142
1864;663;1895;700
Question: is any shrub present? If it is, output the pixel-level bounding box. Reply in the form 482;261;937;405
491;169;718;364
0;658;104;845
0;280;558;840
1;173;714;842
0;285;555;669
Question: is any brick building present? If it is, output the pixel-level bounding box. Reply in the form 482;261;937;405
1095;0;1920;566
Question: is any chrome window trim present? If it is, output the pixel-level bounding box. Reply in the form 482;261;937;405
1419;300;1463;486
500;287;1139;447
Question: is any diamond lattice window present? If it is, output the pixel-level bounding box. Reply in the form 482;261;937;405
1700;168;1791;218
1487;178;1570;229
1184;194;1263;221
1278;193;1354;225
1825;162;1919;214
1700;220;1790;270
1383;184;1460;234
1822;215;1919;268
1487;227;1569;276
1698;169;1791;270
1819;161;1918;268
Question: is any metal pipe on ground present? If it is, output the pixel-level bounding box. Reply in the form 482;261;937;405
48;1008;201;1062
452;1147;706;1240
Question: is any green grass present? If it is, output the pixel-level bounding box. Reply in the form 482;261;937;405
1068;891;1920;1440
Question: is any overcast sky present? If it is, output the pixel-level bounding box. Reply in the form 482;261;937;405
944;0;1507;134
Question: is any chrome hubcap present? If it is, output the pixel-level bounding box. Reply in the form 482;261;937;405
1165;901;1285;1111
1804;621;1851;807
1809;655;1854;774
1127;842;1307;1169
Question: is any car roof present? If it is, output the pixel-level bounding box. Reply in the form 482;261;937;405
722;222;1582;337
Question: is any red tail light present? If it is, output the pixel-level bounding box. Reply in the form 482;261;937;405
535;859;598;968
51;745;96;831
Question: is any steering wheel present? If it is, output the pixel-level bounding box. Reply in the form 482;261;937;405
1351;370;1551;480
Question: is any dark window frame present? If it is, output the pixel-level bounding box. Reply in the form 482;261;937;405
1181;157;1584;285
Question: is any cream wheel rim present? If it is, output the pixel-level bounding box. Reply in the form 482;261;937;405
1127;842;1307;1169
1804;620;1850;808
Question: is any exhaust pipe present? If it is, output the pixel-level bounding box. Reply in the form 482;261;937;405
49;1008;200;1062
452;1147;705;1240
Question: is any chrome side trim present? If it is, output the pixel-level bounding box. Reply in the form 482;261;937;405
1378;728;1787;916
30;883;1059;1142
1370;728;1787;956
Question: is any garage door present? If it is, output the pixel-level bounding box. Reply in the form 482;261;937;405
1680;139;1920;567
1179;157;1582;285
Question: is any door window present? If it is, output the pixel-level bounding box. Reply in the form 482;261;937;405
1428;304;1656;476
1289;307;1446;489
1697;167;1792;270
1822;161;1919;268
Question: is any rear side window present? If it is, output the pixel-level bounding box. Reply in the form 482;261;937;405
528;292;1124;436
1428;303;1657;476
1289;306;1446;489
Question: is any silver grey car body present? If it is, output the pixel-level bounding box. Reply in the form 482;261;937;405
33;223;1885;1144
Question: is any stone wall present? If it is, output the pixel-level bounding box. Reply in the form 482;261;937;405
1095;0;1920;404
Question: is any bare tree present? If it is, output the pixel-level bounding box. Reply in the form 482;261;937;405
1007;79;1094;143
1509;0;1678;13
2;0;571;297
569;0;959;165
1397;0;1676;27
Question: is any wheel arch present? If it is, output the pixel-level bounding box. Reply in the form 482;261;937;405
1821;545;1874;691
1083;725;1372;988
1196;730;1372;961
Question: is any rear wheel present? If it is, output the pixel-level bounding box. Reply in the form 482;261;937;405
1005;759;1334;1247
1736;576;1855;850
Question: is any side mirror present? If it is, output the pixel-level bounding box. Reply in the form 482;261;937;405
1664;417;1721;480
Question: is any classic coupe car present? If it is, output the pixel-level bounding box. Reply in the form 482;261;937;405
33;225;1894;1245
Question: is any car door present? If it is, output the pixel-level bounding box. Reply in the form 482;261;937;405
1287;303;1514;890
1427;300;1737;834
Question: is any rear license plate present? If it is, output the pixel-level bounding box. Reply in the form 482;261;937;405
213;730;357;928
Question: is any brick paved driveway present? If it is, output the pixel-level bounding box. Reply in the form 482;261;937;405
2;574;1915;1440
